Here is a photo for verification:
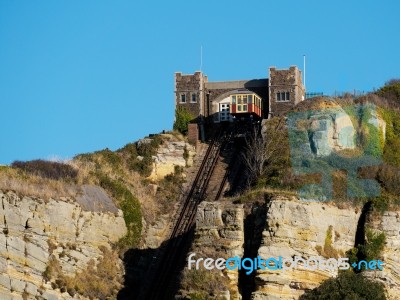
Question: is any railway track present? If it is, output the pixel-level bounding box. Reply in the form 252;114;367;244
139;128;232;299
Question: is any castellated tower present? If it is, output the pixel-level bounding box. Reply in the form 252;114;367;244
268;66;305;117
174;71;207;120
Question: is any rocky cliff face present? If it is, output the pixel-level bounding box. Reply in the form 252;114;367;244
253;196;361;299
186;196;400;300
0;188;127;300
148;138;195;181
180;201;244;299
365;211;400;300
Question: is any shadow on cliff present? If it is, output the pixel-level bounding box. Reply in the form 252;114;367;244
118;229;194;300
238;200;267;300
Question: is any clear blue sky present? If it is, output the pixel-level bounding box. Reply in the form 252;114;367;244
1;0;399;164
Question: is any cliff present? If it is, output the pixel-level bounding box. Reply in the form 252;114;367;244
253;196;360;299
184;196;400;300
0;188;127;300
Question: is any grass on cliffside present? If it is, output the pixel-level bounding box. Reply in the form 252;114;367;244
252;92;400;212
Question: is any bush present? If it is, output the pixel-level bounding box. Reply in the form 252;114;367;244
11;159;78;181
376;79;400;104
118;135;163;177
96;173;142;249
359;228;386;261
180;268;229;300
174;106;195;134
346;228;386;271
43;246;121;300
300;270;386;300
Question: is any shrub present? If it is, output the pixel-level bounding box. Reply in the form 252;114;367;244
180;268;229;299
43;246;122;300
97;148;122;169
11;159;78;181
174;106;195;134
323;225;340;258
156;165;185;213
359;228;386;261
125;135;163;177
96;173;142;249
376;79;400;104
346;228;386;271
300;270;386;300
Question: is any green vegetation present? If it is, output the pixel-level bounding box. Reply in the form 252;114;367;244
174;106;195;134
359;104;383;158
248;88;400;212
116;135;163;177
323;225;340;258
378;107;400;167
376;79;400;105
96;173;142;248
300;270;386;300
347;228;386;271
180;268;229;300
359;228;386;262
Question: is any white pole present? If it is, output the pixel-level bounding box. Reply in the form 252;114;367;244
200;46;203;72
303;54;306;91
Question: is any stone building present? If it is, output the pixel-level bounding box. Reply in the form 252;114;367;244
174;66;305;141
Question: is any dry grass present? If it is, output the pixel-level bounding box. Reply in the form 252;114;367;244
71;156;160;225
44;246;122;299
180;268;230;300
0;167;78;200
232;187;298;204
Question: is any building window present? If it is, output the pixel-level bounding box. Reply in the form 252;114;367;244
276;92;290;102
180;94;186;103
191;93;197;103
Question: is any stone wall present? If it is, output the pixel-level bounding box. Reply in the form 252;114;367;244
269;66;305;117
175;67;305;122
175;72;207;118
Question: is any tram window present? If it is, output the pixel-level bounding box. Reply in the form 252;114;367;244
232;96;236;104
248;95;252;103
243;105;247;111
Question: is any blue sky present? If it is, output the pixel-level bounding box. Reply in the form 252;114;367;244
0;0;399;164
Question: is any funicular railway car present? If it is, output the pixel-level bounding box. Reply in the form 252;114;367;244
230;89;263;119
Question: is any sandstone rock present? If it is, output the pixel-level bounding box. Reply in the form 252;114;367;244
148;140;195;181
364;211;400;300
0;190;127;299
75;185;119;213
253;196;361;299
185;201;244;299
